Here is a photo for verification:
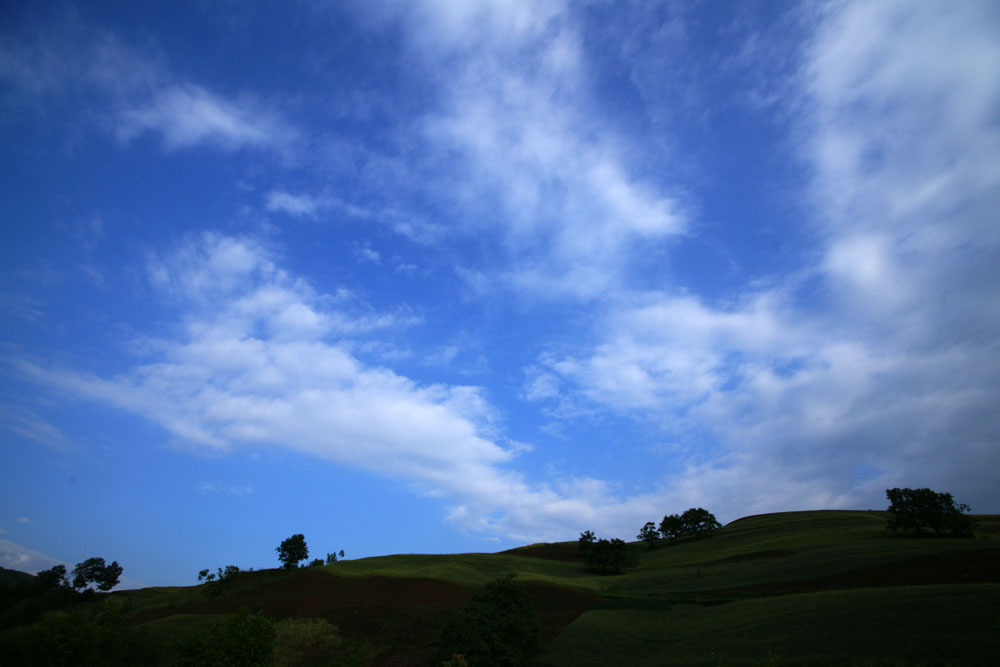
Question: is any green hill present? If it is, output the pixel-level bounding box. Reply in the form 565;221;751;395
3;510;999;665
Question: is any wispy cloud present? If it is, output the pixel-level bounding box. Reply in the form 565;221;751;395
378;0;687;298
0;539;61;574
16;517;32;525
118;83;293;152
0;15;295;155
0;405;72;450
528;0;1000;516
197;482;254;496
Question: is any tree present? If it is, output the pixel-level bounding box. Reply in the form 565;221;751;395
577;530;596;555
659;508;722;544
659;513;685;542
71;557;122;592
34;564;70;591
637;522;660;549
886;487;975;537
680;507;722;536
436;575;540;666
276;534;308;569
585;538;629;574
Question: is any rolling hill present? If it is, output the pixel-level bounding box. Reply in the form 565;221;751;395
3;510;999;665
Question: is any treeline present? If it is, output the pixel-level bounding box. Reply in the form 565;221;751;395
577;507;723;574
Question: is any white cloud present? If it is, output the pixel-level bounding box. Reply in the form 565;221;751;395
16;517;32;525
0;17;295;155
0;539;61;574
529;0;1000;518
400;0;686;298
197;482;254;496
16;233;618;539
266;191;321;217
0;405;72;450
118;84;291;152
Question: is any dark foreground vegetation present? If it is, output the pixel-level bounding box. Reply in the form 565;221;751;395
1;489;997;666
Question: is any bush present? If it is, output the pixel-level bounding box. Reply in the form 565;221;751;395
3;599;153;666
180;609;276;667
273;617;342;667
886;487;976;537
585;538;629;574
436;574;540;667
198;565;241;597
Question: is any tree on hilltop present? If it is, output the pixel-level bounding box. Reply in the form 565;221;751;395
680;507;721;535
585;538;629;574
886;487;975;537
577;530;597;555
637;522;660;549
71;557;122;592
660;508;721;543
276;534;309;569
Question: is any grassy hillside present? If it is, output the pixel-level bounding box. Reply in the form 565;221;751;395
3;510;998;665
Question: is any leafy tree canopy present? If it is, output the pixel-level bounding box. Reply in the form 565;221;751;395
637;522;660;549
886;487;975;537
71;558;122;592
585;538;630;574
276;534;308;569
659;508;721;543
577;530;597;554
436;574;540;666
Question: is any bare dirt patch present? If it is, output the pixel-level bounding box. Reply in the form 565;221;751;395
131;569;601;666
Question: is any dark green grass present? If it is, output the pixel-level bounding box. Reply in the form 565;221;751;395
96;510;1000;666
533;584;1000;667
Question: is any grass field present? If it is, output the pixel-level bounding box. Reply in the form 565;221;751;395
5;509;998;665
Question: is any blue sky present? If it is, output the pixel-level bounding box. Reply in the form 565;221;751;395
2;0;999;588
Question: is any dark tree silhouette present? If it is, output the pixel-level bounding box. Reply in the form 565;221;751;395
680;507;722;536
276;534;309;569
659;513;685;542
577;530;597;555
886;487;975;537
585;538;629;574
71;557;122;592
637;521;660;549
436;575;540;666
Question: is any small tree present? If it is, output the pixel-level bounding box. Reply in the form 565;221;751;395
34;564;70;591
886;488;975;537
577;530;597;555
659;514;684;542
637;522;660;549
436;575;540;666
71;557;122;592
585;538;629;574
276;534;309;569
680;507;722;536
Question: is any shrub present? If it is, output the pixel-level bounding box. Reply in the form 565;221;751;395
273;617;342;667
436;574;540;666
181;609;276;667
3;599;153;666
886;487;976;537
585;538;629;574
